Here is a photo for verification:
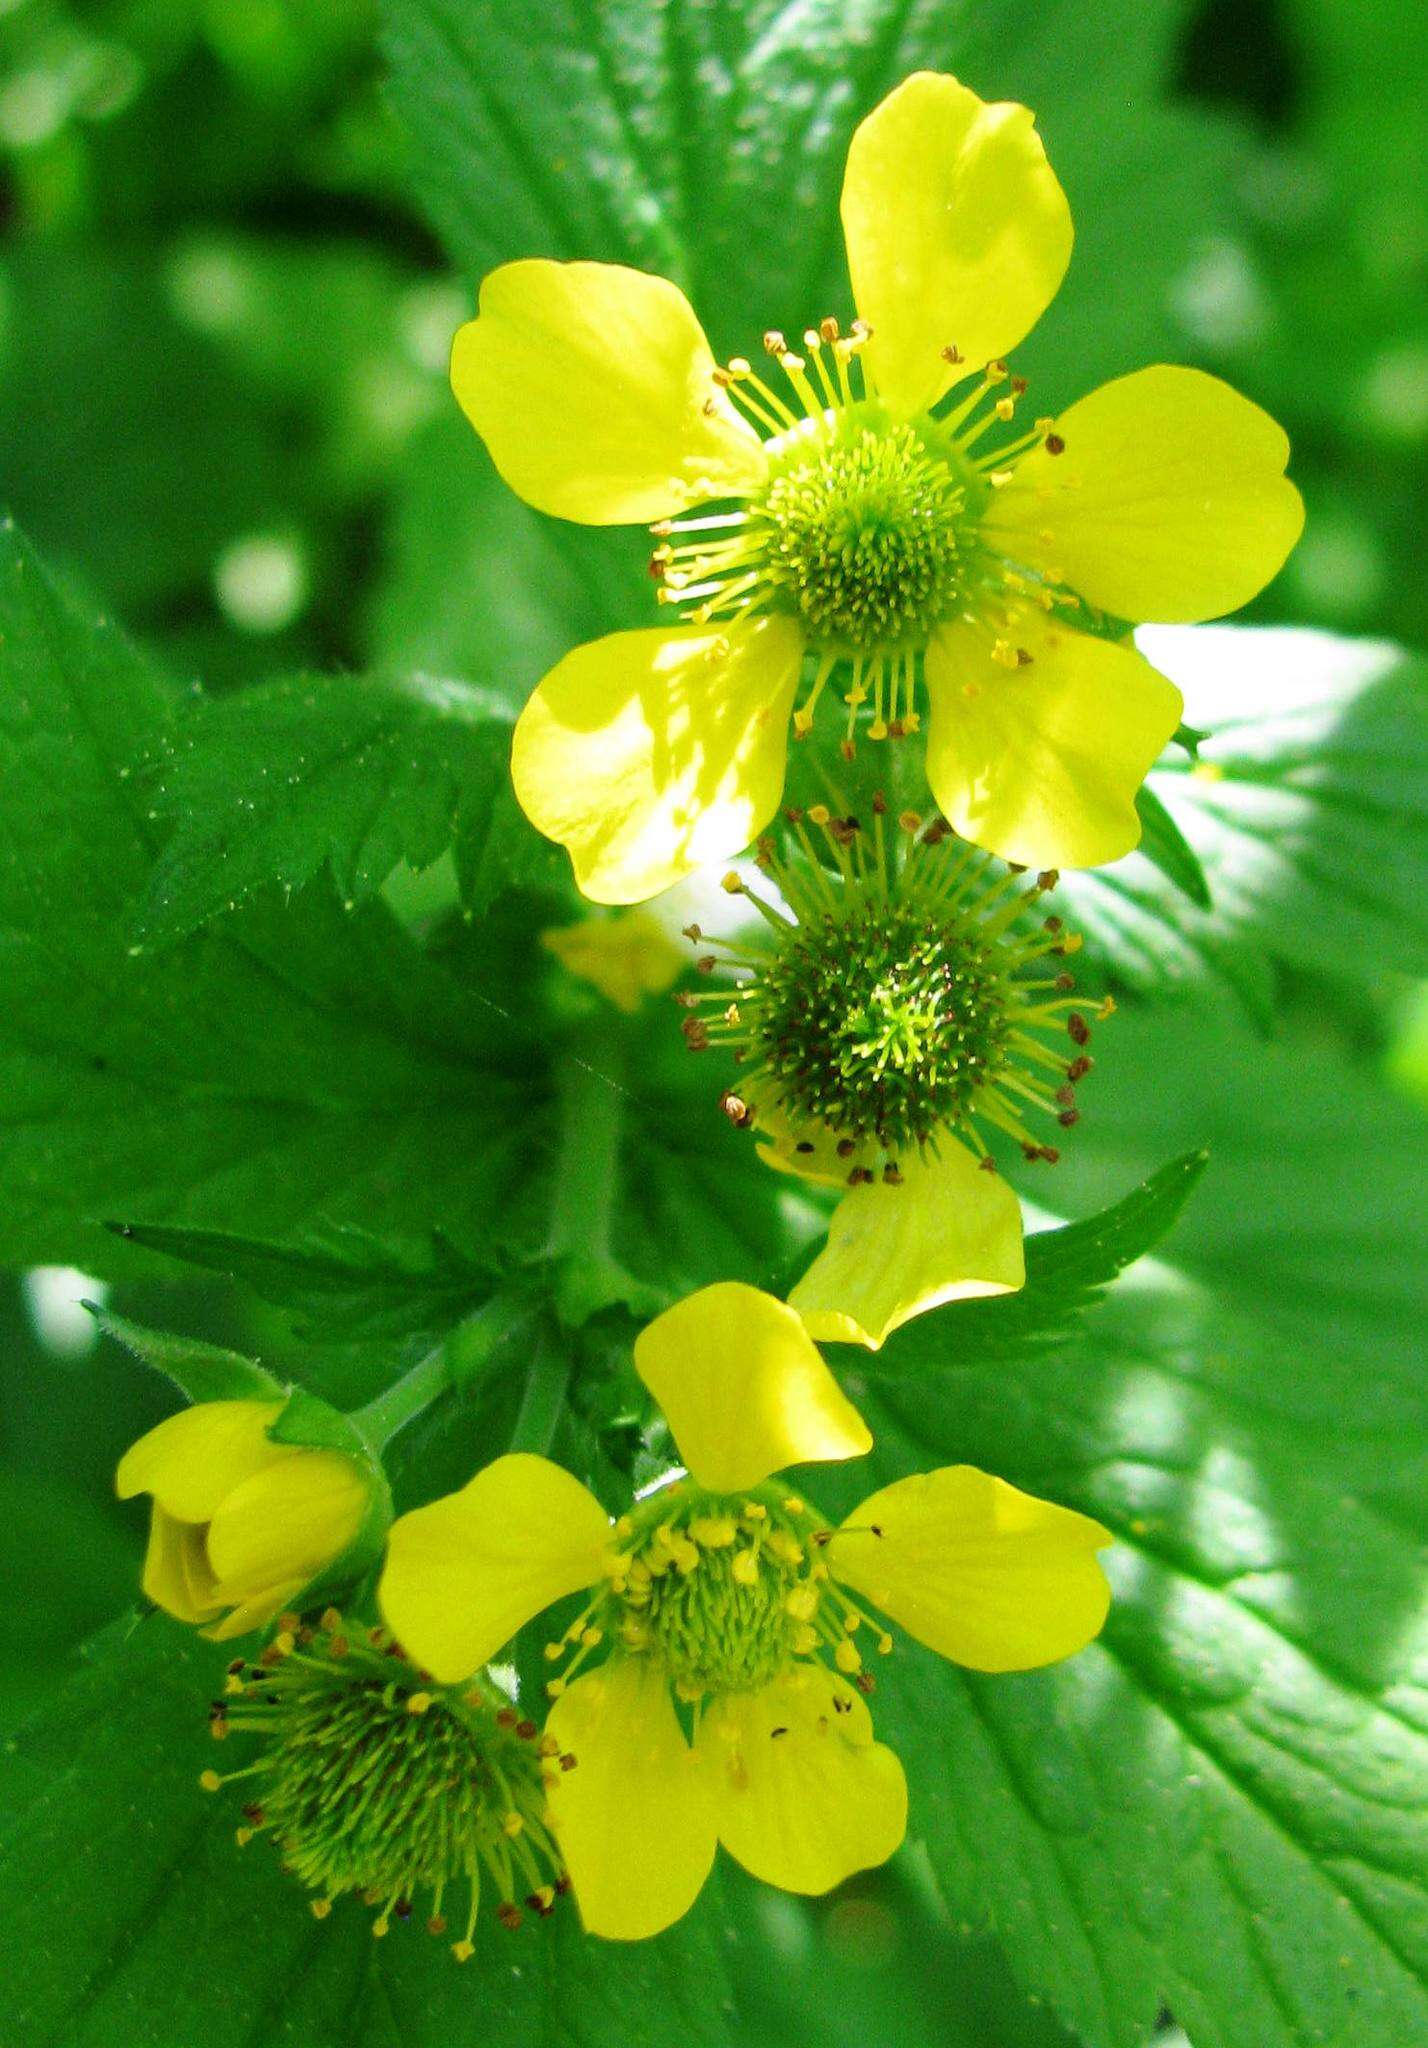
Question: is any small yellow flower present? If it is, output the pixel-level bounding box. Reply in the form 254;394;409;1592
116;1400;369;1640
540;909;687;1013
452;72;1302;903
379;1284;1110;1940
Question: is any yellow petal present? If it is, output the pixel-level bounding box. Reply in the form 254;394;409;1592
634;1282;871;1492
205;1582;305;1642
830;1465;1112;1671
698;1665;906;1893
140;1508;223;1624
511;619;805;904
378;1453;609;1684
450;259;766;524
841;72;1072;419
983;367;1304;622
540;911;688;1014
789;1142;1025;1350
924;618;1182;868
116;1400;287;1521
206;1451;368;1604
545;1656;718;1940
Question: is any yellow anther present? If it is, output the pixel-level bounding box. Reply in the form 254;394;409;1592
690;1514;738;1548
986;359;1009;383
995;397;1016;421
721;870;744;893
835;1639;862;1674
991;639;1020;669
806;805;831;828
580;1626;604;1648
614;1514;634;1538
235;1827;253;1847
538;1733;561;1758
546;1677;566;1699
868;719;889;741
373;1918;390;1939
406;1691;433;1715
543;1642;565;1661
792;705;813;737
793;1624;819;1654
732;1549;760;1586
783;1497;806;1516
452;1938;475;1963
274;1631;295;1656
786;1585;820;1622
311;1898;332;1920
728;356;752;378
877;1633;894;1656
200;1769;222;1793
843;1612;861;1634
769;1530;804;1567
224;1673;245;1696
503;1812;524;1838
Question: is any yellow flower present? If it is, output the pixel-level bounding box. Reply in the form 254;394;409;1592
452;72;1302;903
117;1399;370;1641
379;1283;1110;1940
540;909;687;1013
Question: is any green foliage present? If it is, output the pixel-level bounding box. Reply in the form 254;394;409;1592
2;1;1426;2044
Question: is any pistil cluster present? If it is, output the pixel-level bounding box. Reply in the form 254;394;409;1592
542;1480;891;1707
202;1612;571;1959
678;803;1106;1182
650;318;1074;750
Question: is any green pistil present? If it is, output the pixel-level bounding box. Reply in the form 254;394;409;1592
754;420;966;650
755;897;1010;1151
204;1617;569;1959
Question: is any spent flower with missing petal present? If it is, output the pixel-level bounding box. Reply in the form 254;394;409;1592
378;1284;1110;1940
680;803;1106;1347
452;71;1302;903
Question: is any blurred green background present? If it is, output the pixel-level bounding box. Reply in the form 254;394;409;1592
0;3;1423;2041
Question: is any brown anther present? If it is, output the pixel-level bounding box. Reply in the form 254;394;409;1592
941;343;963;364
897;810;922;835
1045;432;1066;455
1037;869;1060;892
1058;1108;1081;1128
650;519;672;537
495;1707;518;1729
712;366;734;388
647;554;667;580
695;955;716;976
1067;1012;1091;1046
836;1138;856;1159
681;1019;709;1050
923;818;952;845
762;329;786;356
1039;1145;1061;1164
719;1090;753;1129
830;815;860;846
1043;915;1063;934
882;1164;904;1186
819;316;840;343
1067;1054;1094;1081
515;1718;538;1741
427;1915;448;1937
1055;972;1076;992
847;1166;875;1186
986;359;1009;382
887;718;906;739
855;1672;876;1694
978;1155;999;1174
839;738;856;762
783;805;805;826
795;1140;815;1154
1055;1085;1077;1108
559;1753;578;1772
1016;647;1034;666
872;790;888;814
1011;375;1028;395
497;1903;522;1932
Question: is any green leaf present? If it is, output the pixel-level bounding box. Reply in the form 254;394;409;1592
836;1002;1428;2048
0;1618;738;2048
1133;783;1212;910
107;1221;500;1344
1063;625;1428;1013
0;520;799;1306
132;671;527;949
89;1308;283;1403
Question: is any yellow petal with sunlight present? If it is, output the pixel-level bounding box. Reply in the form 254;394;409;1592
378;1453;610;1684
205;1582;305;1642
983;366;1304;622
511;618;805;905
925;618;1182;868
141;1508;222;1624
206;1451;368;1603
699;1665;906;1892
841;72;1072;419
830;1465;1112;1671
116;1400;287;1521
545;1656;718;1940
634;1282;872;1492
451;259;766;523
789;1142;1025;1350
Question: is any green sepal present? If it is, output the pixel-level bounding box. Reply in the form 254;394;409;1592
267;1385;394;1612
1133;783;1213;909
88;1306;285;1403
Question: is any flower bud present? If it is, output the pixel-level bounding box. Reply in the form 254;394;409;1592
116;1399;371;1640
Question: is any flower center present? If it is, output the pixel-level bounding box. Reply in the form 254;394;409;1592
204;1614;570;1959
753;417;966;652
679;807;1105;1176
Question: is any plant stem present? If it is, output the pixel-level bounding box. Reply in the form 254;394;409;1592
509;1329;571;1455
545;1021;625;1264
351;1292;530;1449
